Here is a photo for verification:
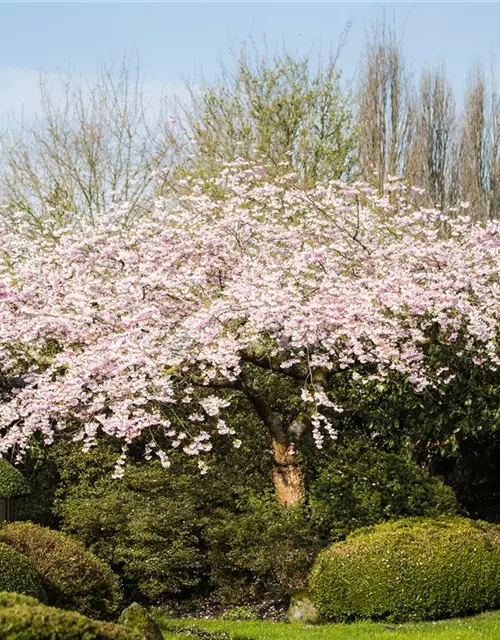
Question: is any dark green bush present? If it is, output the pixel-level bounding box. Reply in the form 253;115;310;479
57;463;208;602
0;542;46;602
203;493;315;603
0;522;122;620
310;517;500;622
52;431;272;604
50;434;459;605
429;429;500;521
0;591;140;640
308;439;459;544
0;459;30;498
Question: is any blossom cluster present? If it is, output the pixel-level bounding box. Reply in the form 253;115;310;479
0;161;498;469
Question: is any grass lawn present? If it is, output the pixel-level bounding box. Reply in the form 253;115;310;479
159;610;500;639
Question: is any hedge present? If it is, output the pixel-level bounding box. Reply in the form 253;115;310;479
0;592;141;640
0;542;46;602
310;517;500;622
0;522;122;620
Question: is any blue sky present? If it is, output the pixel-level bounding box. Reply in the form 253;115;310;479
1;2;500;119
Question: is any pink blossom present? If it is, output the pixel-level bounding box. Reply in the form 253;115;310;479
0;160;497;466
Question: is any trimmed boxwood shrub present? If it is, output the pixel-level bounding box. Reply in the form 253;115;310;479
0;591;141;640
0;522;122;620
0;542;46;602
309;517;500;622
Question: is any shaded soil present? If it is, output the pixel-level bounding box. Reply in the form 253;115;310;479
156;596;288;623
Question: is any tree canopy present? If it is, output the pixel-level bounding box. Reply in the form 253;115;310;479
0;161;498;504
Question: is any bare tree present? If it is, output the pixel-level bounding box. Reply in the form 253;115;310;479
356;19;415;188
488;71;500;218
407;65;456;210
459;64;488;219
0;57;180;231
456;63;500;219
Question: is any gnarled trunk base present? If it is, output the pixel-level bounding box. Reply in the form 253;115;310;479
272;439;305;507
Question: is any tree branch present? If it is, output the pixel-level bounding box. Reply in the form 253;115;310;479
238;374;286;444
239;349;308;381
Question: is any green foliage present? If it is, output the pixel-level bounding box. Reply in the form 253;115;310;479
0;591;141;640
15;452;59;527
310;517;500;622
52;426;272;603
52;439;307;603
308;439;459;543
186;46;354;184
428;430;500;521
201;442;457;603
0;459;30;499
203;493;315;602
59;464;205;602
0;543;46;602
40;432;459;606
218;605;258;621
0;522;122;620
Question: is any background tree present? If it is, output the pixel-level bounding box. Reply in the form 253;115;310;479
459;63;500;220
460;65;488;218
180;41;355;184
355;19;414;188
406;65;456;211
0;58;179;232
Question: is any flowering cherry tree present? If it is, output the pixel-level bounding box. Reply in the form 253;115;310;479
0;162;498;505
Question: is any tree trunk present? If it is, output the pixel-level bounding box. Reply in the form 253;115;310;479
271;439;306;507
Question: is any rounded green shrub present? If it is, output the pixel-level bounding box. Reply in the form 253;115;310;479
309;517;500;622
0;459;30;498
0;591;141;639
0;522;122;620
0;543;46;602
